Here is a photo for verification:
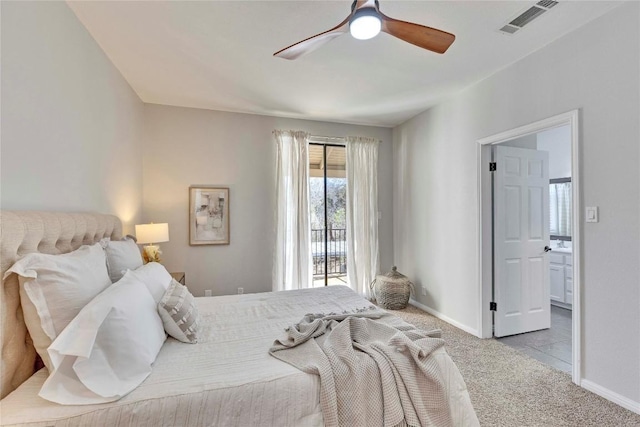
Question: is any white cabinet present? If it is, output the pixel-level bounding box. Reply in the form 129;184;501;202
550;264;565;302
550;250;572;308
565;263;573;304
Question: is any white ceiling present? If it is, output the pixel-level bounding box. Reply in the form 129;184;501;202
68;1;621;127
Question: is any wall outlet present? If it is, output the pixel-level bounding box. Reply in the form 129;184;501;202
421;286;427;296
237;287;244;295
204;289;212;297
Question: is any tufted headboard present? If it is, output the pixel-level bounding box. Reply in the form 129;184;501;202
0;211;122;399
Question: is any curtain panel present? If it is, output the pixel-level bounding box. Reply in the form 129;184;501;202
273;130;312;291
550;182;572;237
345;136;380;298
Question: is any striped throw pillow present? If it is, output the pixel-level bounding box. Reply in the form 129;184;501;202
158;279;199;343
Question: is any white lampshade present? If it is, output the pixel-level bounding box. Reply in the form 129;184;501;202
135;223;169;245
349;9;381;40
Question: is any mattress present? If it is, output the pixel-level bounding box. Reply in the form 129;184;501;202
0;286;477;426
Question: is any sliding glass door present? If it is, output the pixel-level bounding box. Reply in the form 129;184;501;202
308;143;348;287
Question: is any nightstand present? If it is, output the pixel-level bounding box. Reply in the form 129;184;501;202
170;272;185;285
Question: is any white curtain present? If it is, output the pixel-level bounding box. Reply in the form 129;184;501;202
549;182;572;237
549;184;558;235
346;136;379;298
273;130;312;291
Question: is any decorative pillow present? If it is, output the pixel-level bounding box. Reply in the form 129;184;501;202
127;262;172;303
39;271;166;405
102;236;143;282
4;243;112;372
158;279;199;343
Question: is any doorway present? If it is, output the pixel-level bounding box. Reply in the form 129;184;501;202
491;128;573;373
308;143;348;287
477;110;582;385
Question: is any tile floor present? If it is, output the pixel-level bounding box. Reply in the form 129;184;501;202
496;305;572;373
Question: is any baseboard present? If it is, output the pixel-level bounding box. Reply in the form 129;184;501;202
409;299;479;337
581;379;640;415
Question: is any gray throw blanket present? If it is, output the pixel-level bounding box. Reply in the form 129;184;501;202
269;308;453;427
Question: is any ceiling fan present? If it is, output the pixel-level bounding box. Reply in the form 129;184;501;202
273;0;455;60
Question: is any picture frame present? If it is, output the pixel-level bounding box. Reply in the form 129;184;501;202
189;186;230;245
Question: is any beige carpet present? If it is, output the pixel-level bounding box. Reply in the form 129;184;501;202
387;305;640;427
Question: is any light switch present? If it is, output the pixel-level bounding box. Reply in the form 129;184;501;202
586;206;599;223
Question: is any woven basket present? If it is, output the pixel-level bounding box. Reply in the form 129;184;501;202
370;266;414;310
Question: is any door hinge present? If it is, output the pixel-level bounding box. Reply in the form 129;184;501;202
490;302;497;311
489;162;497;172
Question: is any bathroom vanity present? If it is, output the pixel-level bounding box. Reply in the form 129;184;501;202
550;247;573;309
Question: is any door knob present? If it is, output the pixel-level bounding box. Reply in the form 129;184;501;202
544;246;552;252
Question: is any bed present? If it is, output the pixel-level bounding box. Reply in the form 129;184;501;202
0;211;478;426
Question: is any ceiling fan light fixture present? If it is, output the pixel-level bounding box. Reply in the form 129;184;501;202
273;0;456;60
349;8;381;40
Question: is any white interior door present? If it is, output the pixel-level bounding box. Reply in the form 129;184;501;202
493;145;550;337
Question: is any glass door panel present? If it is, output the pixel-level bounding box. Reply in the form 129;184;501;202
309;143;347;287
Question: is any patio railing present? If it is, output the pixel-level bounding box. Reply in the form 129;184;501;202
312;228;346;277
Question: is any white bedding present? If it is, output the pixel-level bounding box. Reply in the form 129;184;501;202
0;286;477;427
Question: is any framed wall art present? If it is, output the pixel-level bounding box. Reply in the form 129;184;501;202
189;186;230;245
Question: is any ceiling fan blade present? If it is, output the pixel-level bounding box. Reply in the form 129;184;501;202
380;13;455;54
274;17;350;60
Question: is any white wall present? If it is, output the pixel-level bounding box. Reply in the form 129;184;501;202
501;133;537;149
0;2;145;233
537;125;572;179
143;104;393;297
393;2;639;405
489;127;571;178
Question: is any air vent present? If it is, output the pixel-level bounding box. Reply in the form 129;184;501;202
498;1;560;35
499;25;520;34
509;6;547;28
536;0;558;9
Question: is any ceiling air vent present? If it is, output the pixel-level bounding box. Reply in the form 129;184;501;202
498;1;559;35
499;25;519;34
536;0;559;9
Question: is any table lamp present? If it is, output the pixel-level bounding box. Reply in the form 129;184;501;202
135;223;169;263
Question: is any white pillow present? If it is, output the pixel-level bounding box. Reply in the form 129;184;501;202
158;279;200;343
4;243;112;372
102;236;144;282
39;271;166;405
127;262;172;303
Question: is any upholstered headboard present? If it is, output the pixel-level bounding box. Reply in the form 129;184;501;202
0;211;122;399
